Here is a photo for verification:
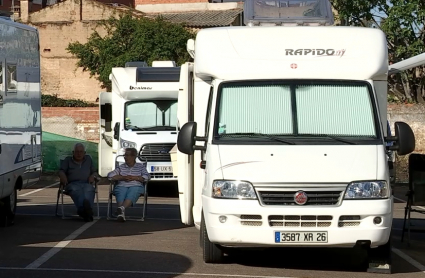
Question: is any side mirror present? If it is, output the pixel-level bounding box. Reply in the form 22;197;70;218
177;122;197;155
113;122;120;140
389;122;415;155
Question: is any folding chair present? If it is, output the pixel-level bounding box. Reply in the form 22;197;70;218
401;153;425;245
55;157;100;220
106;155;150;221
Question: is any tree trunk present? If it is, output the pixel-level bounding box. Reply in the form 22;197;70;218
416;86;425;104
402;79;412;102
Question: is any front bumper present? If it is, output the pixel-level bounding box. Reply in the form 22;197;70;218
202;196;392;248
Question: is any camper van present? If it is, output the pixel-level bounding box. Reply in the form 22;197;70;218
0;18;42;226
176;0;416;273
99;61;180;180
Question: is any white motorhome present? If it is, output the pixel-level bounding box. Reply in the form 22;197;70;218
99;61;180;180
0;18;42;226
176;0;416;273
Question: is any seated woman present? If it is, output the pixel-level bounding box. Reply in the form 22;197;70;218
107;148;150;222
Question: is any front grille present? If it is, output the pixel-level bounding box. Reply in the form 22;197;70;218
258;190;342;206
269;215;332;227
150;173;177;179
338;215;361;227
240;215;262;226
139;143;174;162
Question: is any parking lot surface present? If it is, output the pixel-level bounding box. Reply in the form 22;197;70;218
1;179;425;278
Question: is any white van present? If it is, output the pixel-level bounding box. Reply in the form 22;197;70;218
176;0;416;273
0;18;42;226
99;61;179;180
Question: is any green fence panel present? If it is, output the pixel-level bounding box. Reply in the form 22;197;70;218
42;132;98;173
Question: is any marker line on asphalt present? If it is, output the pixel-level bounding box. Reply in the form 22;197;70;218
19;182;59;197
25;220;98;269
0;267;292;278
392;248;425;273
391;196;425;273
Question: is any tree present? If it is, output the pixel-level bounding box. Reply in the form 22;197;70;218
331;0;425;103
67;14;195;91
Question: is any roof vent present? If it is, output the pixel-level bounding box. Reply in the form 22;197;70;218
244;0;334;26
125;61;148;68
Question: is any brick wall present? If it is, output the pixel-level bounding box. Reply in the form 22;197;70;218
42;107;100;142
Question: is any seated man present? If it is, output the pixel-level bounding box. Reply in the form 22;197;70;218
58;143;98;222
107;147;150;222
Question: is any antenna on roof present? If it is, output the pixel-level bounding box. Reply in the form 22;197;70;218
244;0;334;26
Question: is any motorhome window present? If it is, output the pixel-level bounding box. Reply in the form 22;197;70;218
216;81;377;140
136;68;180;82
0;63;3;87
124;100;177;131
0;98;41;128
6;64;17;93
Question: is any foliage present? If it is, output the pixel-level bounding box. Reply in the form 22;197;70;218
41;94;97;107
67;14;195;91
331;0;425;103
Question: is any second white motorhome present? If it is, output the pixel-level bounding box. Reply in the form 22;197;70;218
99;61;180;180
0;18;42;226
176;0;416;273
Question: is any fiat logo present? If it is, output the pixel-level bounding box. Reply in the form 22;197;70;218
294;191;308;205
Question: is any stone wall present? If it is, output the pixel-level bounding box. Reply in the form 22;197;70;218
388;104;425;183
25;0;124;102
42;107;99;142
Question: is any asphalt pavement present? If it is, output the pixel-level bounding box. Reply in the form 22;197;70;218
0;178;425;278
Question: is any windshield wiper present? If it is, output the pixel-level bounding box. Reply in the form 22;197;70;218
218;133;296;145
296;134;357;145
141;126;176;131
126;125;148;131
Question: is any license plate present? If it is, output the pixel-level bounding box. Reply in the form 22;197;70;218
151;166;173;173
275;232;328;243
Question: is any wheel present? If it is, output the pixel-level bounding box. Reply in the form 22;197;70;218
0;188;17;227
367;238;392;274
201;213;224;263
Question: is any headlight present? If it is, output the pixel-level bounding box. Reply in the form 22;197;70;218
344;181;389;199
120;139;136;149
212;180;257;199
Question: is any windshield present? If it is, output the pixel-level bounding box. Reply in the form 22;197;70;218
124;100;177;131
215;81;379;144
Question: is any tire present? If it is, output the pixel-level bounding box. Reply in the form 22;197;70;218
367;238;392;274
0;188;17;227
201;213;224;263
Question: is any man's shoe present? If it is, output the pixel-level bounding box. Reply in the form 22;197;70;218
83;199;93;222
77;208;85;219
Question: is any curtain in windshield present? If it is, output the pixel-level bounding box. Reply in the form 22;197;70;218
218;83;376;137
296;85;375;136
219;85;292;134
